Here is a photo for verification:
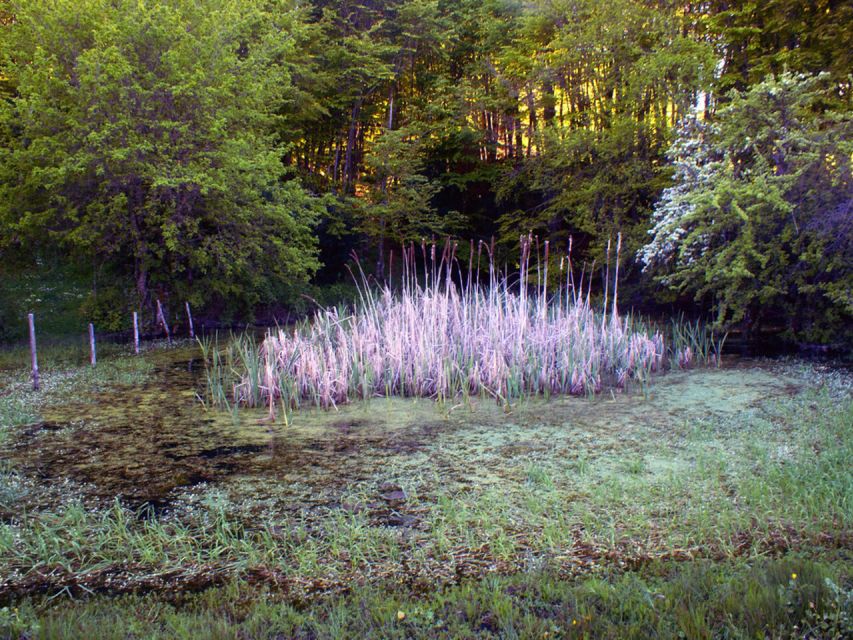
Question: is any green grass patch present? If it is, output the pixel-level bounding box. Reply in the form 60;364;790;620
2;557;851;639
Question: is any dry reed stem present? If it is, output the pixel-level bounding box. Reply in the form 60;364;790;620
234;238;670;411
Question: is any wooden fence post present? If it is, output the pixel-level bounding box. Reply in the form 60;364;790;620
28;313;39;391
185;301;194;339
88;323;96;367
156;299;172;344
132;311;140;354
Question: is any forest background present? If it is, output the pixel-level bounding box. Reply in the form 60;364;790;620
0;0;850;347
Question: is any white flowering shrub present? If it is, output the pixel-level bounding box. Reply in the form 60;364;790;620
637;72;851;338
639;112;720;271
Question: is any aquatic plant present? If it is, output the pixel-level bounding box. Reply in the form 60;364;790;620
668;313;728;369
215;237;727;414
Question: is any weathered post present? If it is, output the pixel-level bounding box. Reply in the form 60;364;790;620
156;299;172;344
28;313;39;391
132;311;140;354
185;301;195;339
88;323;96;367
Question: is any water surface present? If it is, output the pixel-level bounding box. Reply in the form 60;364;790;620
3;349;801;518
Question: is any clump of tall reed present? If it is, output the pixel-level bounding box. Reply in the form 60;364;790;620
212;235;719;416
198;332;263;411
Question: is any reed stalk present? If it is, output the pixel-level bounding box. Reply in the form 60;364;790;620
221;237;690;414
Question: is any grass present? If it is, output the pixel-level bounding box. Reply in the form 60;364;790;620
206;239;725;416
0;463;27;513
1;557;850;639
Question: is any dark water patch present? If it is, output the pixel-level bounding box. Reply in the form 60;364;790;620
34;421;64;432
0;349;472;512
0;350;279;509
499;440;550;457
331;418;368;434
384;513;419;528
183;444;270;460
723;330;852;364
15;421;69;439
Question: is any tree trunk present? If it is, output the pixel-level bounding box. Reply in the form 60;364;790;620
375;85;395;281
136;264;148;308
343;98;363;195
543;81;556;125
515;115;523;162
376;228;386;281
332;135;342;186
526;87;537;157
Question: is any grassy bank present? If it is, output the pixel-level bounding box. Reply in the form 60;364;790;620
2;556;851;639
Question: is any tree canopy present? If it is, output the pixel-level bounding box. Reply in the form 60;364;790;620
0;0;850;343
641;72;852;341
0;0;320;317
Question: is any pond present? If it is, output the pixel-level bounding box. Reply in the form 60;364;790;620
0;342;850;635
3;346;803;516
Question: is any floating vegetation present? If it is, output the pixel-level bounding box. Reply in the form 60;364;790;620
0;352;156;434
206;238;725;415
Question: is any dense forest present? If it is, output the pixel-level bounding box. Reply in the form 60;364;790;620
0;0;850;346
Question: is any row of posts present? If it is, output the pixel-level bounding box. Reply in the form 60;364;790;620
27;300;194;391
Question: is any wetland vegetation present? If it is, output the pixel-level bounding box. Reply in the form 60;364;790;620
1;0;851;637
202;239;728;418
0;339;851;638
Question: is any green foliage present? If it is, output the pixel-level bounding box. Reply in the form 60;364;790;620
78;286;132;333
642;72;852;340
488;0;716;263
707;0;853;100
0;0;849;347
0;282;23;343
0;260;89;341
0;0;320;314
362;127;453;245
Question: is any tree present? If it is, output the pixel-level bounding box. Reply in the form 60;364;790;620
362;126;450;277
706;0;853;103
0;0;320;318
491;0;716;269
641;72;852;341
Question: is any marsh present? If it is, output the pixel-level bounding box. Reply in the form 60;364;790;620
0;341;850;638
